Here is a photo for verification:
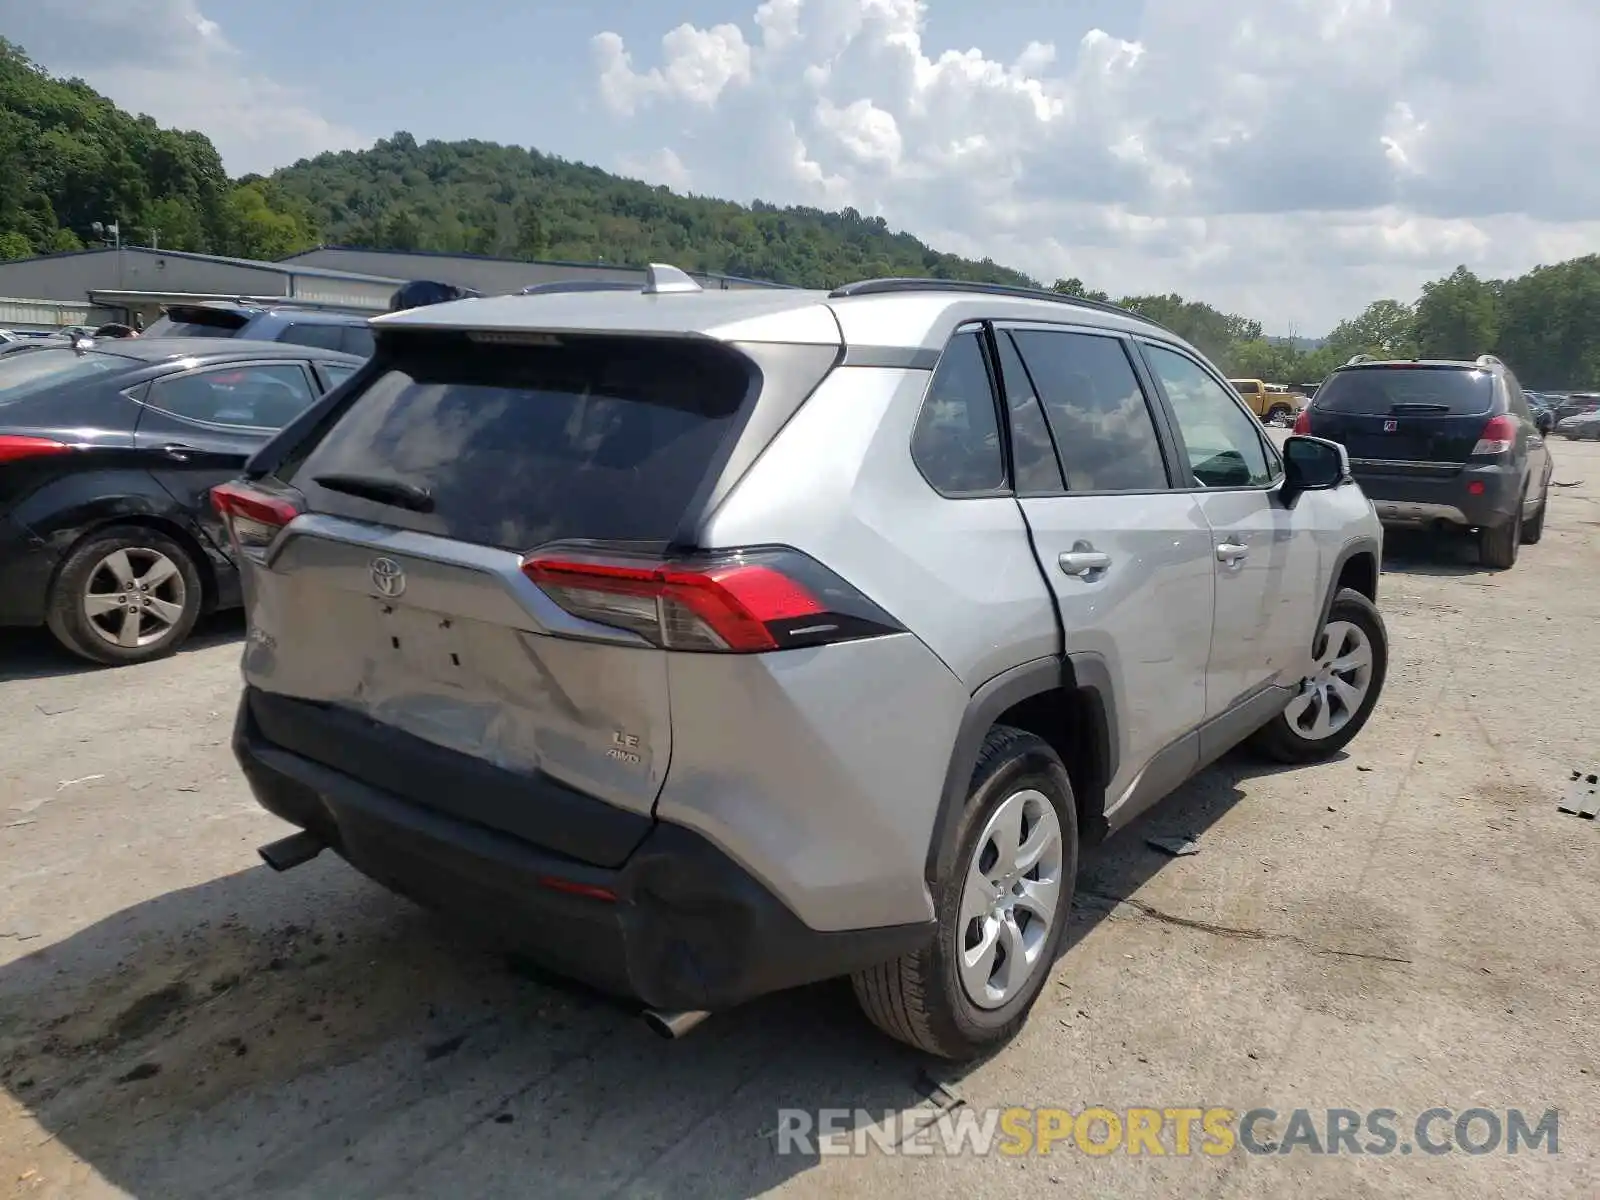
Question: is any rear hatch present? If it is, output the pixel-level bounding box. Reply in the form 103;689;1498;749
144;304;251;338
1307;364;1495;471
232;330;762;861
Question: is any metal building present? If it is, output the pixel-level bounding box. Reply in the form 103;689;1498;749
0;247;404;331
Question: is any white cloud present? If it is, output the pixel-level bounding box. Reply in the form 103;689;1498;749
589;0;1600;332
5;0;364;175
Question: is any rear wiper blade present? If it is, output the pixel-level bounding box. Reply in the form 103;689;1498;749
312;472;434;513
1388;403;1451;413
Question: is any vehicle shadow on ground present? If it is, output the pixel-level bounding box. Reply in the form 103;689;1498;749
0;750;1318;1199
1378;528;1498;578
0;612;245;682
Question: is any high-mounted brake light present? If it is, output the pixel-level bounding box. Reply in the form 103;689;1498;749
211;481;302;559
1292;408;1311;435
521;546;903;654
1471;414;1518;457
0;435;76;463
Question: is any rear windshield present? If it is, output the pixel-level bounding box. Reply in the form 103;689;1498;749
144;308;249;338
0;348;126;405
1313;366;1495;416
288;333;754;551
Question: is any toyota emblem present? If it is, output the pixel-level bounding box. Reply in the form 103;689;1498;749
370;556;406;597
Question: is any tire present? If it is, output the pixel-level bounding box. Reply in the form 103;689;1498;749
1522;487;1547;545
1477;508;1521;569
1265;405;1292;427
1249;588;1388;765
45;525;204;666
852;726;1079;1060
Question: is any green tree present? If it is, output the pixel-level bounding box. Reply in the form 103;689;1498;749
513;199;549;260
1414;266;1498;361
1326;299;1416;360
49;226;81;251
0;229;31;259
1051;277;1110;303
215;183;314;260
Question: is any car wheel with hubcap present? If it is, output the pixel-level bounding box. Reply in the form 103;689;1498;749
1249;588;1388;764
46;526;204;666
852;725;1078;1059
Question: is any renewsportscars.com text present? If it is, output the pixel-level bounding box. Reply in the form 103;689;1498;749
774;1106;1560;1158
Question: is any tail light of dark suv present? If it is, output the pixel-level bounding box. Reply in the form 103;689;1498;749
1470;414;1518;457
521;546;904;653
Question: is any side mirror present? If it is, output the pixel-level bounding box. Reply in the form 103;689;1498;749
1280;435;1349;507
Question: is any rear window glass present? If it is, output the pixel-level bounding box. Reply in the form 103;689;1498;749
1314;367;1495;416
289;334;753;550
0;349;125;405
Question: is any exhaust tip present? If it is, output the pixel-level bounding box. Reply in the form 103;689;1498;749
258;830;325;872
642;1008;710;1040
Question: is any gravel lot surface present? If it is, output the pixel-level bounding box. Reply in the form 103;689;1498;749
3;438;1598;1198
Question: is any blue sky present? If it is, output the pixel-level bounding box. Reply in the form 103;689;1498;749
9;0;1598;333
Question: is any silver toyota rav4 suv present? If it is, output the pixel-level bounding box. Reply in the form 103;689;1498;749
216;268;1387;1060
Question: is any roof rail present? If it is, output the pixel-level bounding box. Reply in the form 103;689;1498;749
826;278;1177;336
1475;354;1505;368
518;280;640;296
1345;354;1376;366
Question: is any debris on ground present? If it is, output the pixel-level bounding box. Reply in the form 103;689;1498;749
1146;834;1201;857
1556;771;1598;820
1551;479;1585;488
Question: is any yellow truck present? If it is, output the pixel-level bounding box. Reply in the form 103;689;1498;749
1227;379;1303;425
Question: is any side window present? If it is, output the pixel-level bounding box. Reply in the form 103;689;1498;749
320;362;358;390
994;332;1064;493
1008;330;1170;492
1144;345;1276;488
341;325;376;357
277;323;347;352
146;363;318;430
911;331;1006;494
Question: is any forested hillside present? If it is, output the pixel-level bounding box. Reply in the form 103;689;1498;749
2;38;1597;386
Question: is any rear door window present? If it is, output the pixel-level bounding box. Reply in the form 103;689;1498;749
1313;367;1495;417
288;333;754;550
146;363;318;429
993;331;1064;493
1008;329;1170;492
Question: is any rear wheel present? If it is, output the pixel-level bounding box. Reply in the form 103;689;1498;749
1478;508;1521;569
1265;404;1293;427
45;526;203;666
1249;589;1388;764
852;726;1078;1059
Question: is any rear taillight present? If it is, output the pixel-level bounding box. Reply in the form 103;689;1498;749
1471;414;1518;456
521;545;903;653
0;435;76;463
211;481;302;558
1292;408;1311;434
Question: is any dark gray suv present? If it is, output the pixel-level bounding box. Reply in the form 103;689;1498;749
144;303;375;358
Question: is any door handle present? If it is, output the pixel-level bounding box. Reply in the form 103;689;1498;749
160;443;198;462
1059;550;1112;577
1215;541;1249;564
